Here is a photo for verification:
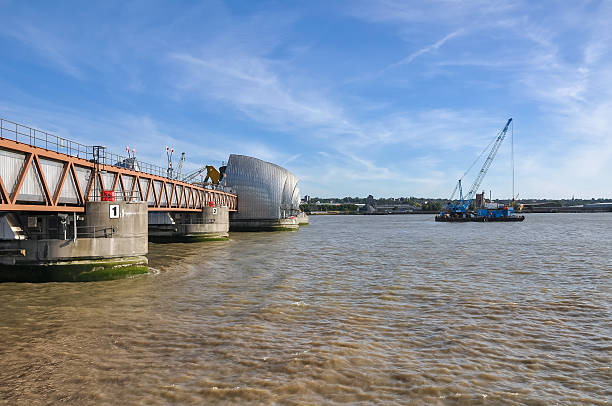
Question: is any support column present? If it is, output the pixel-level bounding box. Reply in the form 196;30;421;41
0;201;148;282
148;206;229;242
296;212;309;226
229;216;299;231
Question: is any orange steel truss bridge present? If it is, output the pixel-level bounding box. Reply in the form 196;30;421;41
0;119;237;213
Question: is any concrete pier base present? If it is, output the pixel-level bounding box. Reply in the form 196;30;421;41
148;206;230;242
0;256;148;282
229;217;299;231
0;201;148;282
296;212;309;225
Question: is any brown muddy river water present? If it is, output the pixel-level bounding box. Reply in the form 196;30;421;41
0;214;610;405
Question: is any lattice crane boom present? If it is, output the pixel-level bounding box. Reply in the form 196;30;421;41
182;169;203;183
461;118;512;210
176;152;186;179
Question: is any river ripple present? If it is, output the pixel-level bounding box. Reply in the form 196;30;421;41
0;213;610;405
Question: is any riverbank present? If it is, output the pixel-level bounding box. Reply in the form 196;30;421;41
308;207;612;215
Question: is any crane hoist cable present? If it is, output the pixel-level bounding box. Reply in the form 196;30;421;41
465;119;512;204
446;118;512;212
449;131;497;201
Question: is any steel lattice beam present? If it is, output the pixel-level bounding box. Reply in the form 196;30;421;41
0;137;237;213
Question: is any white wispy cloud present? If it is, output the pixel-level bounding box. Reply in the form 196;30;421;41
0;100;292;174
168;53;355;135
379;30;463;74
340;1;612;198
163;16;522;198
282;154;302;165
3;1;612;198
2;1;524;198
347;0;519;32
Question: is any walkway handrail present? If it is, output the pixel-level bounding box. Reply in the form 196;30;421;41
1;118;171;180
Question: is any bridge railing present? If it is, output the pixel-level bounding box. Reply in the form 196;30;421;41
1;118;172;180
26;225;115;240
74;225;116;239
1;118;91;159
99;150;169;178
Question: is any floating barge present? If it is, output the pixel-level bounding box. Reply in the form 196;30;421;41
435;206;525;222
436;118;525;224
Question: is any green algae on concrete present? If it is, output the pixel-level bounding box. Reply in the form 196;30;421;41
149;234;229;243
269;225;300;231
182;235;229;242
0;256;148;283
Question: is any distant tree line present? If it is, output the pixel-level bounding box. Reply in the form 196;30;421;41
300;196;612;214
300;203;358;213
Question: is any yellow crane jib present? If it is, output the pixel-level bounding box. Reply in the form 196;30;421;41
204;165;221;184
182;165;226;185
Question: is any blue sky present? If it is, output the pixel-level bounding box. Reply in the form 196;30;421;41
1;0;611;199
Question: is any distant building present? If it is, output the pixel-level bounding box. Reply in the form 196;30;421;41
475;193;485;208
303;195;311;203
358;204;376;214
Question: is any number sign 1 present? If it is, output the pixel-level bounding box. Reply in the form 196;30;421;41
109;204;120;219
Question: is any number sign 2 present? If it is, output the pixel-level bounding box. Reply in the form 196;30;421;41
109;204;120;219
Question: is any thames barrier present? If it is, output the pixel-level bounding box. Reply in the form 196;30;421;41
0;118;304;281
